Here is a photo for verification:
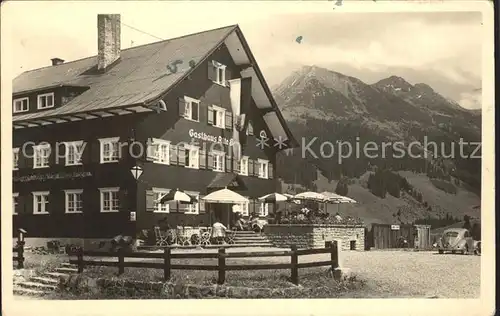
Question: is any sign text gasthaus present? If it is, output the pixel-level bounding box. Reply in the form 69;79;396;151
189;129;236;146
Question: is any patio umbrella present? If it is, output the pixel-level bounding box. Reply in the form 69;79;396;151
320;191;357;214
202;188;249;228
158;188;197;212
202;188;249;204
320;191;357;204
293;191;329;203
258;193;289;203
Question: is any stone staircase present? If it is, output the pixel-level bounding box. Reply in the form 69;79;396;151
13;263;77;297
231;231;273;247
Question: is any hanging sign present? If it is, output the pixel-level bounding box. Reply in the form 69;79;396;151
391;225;400;230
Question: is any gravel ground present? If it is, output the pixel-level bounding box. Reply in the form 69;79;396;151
144;247;481;298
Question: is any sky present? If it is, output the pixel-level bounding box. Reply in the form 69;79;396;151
5;2;484;109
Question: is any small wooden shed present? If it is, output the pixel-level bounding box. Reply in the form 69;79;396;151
414;225;432;249
368;224;416;249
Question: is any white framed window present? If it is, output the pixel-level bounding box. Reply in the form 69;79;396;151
13;193;19;215
149;139;170;165
33;143;51;169
258;159;269;179
13;97;29;113
181;191;199;214
99;137;120;163
64;141;84;166
153;188;170;213
32;191;50;215
65;189;83;213
13;148;20;170
258;203;269;217
184;145;199;169
212;61;226;86
234;198;249;216
183;96;200;122
99;187;120;213
212;105;226;129
239;156;249;176
37;93;55;109
246;121;254;136
212;151;225;172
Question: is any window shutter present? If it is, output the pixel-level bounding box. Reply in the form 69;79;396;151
207;106;214;125
249;200;256;216
178;97;187;117
268;163;274;179
225;111;233;130
169;145;178;165
118;189;128;212
233;158;240;173
146;190;155;212
178;145;186;166
207;152;214;170
225;155;232;172
208;61;217;81
199;150;206;169
146;141;156;162
55;143;65;165
91;140;101;164
199;196;206;214
248;159;254;176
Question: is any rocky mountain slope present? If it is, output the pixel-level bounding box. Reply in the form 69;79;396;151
274;65;481;225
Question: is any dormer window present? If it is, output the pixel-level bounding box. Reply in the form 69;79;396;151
37;93;54;109
209;61;226;86
13;97;29;113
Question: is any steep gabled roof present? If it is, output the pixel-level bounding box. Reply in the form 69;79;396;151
12;24;296;148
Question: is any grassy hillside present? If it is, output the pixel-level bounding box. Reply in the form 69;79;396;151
279;171;480;228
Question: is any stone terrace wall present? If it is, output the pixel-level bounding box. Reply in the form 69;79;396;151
263;224;365;251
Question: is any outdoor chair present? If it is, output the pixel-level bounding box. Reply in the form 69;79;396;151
166;229;177;245
176;226;191;246
224;229;236;244
154;226;169;247
200;227;212;247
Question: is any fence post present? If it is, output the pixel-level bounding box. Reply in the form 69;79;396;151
330;241;339;271
163;247;171;281
118;248;125;275
290;244;298;285
217;248;226;285
16;240;25;269
77;247;84;273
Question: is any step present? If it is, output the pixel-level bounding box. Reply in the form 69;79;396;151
14;287;47;296
18;281;58;291
30;276;59;285
44;272;70;279
55;267;78;273
235;241;273;246
60;262;76;267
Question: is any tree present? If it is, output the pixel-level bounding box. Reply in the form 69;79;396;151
335;178;349;196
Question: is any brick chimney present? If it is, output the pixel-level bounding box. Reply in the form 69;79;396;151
51;58;64;66
97;14;121;71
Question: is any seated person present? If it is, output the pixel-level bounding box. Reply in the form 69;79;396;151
211;221;227;244
234;212;247;231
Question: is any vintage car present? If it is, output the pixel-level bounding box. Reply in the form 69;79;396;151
436;228;478;255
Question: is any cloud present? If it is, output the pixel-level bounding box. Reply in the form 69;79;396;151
458;91;482;109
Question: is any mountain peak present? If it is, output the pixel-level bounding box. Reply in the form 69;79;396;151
414;83;435;93
373;76;413;92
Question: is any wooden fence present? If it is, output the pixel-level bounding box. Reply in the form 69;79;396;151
68;243;339;285
13;241;25;269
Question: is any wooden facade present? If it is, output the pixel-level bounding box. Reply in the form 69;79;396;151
12;24;295;239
